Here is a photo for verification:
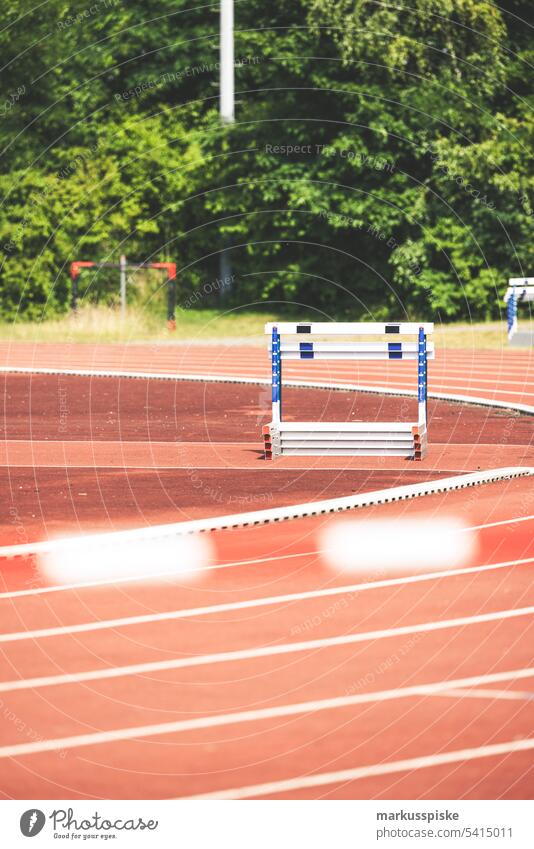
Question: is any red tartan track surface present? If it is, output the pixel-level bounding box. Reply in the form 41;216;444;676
0;341;532;800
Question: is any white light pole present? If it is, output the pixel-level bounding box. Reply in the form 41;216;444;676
220;0;235;122
220;0;234;294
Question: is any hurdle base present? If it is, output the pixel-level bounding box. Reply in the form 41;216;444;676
509;331;534;347
263;422;428;460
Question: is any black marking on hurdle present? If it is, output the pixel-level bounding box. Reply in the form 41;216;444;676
299;341;314;359
296;325;311;333
385;324;400;333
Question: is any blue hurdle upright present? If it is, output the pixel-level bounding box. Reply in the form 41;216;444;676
504;278;534;346
262;322;434;460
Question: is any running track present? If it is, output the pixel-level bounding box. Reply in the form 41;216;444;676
0;341;533;799
0;341;533;409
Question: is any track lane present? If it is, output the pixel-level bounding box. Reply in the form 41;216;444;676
1;343;533;410
0;682;532;799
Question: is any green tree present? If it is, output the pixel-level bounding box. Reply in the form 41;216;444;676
0;0;532;321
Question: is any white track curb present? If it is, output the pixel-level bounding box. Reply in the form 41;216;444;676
0;467;531;560
1;366;533;415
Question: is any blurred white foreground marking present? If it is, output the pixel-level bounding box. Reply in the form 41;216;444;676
320;518;477;573
39;532;213;586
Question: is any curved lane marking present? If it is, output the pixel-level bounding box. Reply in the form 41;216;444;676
0;604;532;694
0;667;532;760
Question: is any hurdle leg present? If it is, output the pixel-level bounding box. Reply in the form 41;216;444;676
264;326;282;459
414;326;428;460
271;326;281;424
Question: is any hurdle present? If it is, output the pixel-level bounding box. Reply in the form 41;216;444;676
262;322;434;460
504;278;534;346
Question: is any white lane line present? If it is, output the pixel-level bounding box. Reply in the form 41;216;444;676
2;512;532;600
282;369;534;390
0;439;248;446
0;467;532;561
1;367;533;414
307;380;534;405
0;668;532;760
0;462;505;472
306;366;534;382
68;353;534;368
3;352;532;370
7;363;534;387
0;449;531;473
183;738;534;799
1;555;532;644
2;345;530;359
181;358;534;384
0;550;320;599
116;347;534;362
465;514;534;532
154;358;534;375
427;687;534;702
16;361;533;393
1;605;533;694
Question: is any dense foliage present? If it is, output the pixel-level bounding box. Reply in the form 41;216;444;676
0;0;532;320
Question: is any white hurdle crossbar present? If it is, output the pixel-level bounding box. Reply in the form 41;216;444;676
504;278;534;344
263;321;434;460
